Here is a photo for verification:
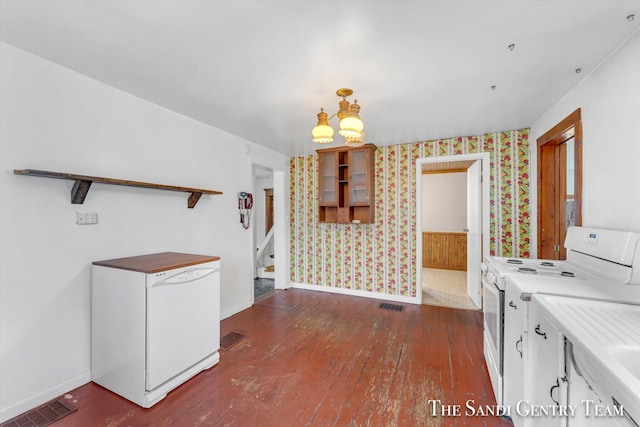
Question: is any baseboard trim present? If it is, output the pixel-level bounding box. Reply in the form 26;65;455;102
291;283;420;305
0;371;91;423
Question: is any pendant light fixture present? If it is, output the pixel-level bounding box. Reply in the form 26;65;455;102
312;88;364;146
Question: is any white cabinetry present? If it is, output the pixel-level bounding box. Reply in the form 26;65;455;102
532;295;639;427
503;285;527;426
526;301;567;427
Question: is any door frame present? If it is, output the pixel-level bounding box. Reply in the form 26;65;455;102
251;164;289;293
537;108;582;259
415;153;490;307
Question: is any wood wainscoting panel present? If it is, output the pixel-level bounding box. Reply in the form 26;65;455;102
422;232;467;271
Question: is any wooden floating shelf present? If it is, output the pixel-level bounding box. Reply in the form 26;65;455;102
14;169;222;208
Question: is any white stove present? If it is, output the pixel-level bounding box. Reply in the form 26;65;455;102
483;226;640;291
484;256;596;285
481;226;640;408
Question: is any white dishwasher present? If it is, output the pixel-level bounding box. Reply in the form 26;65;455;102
92;252;220;408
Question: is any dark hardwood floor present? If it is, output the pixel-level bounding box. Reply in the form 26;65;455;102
54;289;512;426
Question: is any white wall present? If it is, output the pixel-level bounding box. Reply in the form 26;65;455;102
531;30;640;242
421;172;467;232
0;43;290;421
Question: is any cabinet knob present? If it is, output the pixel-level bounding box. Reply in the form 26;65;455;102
535;324;547;339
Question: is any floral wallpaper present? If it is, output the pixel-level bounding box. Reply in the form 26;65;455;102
290;129;531;298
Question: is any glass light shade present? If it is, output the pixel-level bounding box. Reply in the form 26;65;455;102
339;116;364;138
312;124;334;143
344;132;365;147
339;100;364;138
344;139;365;147
313;108;334;143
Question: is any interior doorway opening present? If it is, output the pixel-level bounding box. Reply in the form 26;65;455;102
252;166;275;301
416;154;490;309
421;170;476;310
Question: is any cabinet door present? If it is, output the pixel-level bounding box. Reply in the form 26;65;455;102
526;304;566;427
348;148;371;206
319;151;338;206
503;310;526;426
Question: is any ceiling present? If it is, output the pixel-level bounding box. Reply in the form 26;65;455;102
422;160;476;174
1;1;639;157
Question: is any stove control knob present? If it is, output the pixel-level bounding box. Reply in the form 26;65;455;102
480;263;488;272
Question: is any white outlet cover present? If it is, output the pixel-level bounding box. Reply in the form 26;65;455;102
76;212;98;225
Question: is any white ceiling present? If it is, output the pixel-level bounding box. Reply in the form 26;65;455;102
1;1;639;157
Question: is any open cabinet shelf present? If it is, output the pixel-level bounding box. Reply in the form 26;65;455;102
14;169;223;208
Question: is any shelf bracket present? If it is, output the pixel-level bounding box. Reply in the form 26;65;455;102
188;192;203;209
71;179;93;204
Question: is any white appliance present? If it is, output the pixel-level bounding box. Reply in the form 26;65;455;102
481;226;640;406
92;252;221;408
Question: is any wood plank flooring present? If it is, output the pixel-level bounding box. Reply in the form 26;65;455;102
54;289;512;426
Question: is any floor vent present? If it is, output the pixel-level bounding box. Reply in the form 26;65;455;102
1;397;76;427
220;331;246;351
379;302;405;312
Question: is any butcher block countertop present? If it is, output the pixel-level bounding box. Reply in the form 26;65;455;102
93;252;220;273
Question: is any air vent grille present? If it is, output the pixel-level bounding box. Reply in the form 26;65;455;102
220;331;246;351
379;302;405;312
1;397;76;427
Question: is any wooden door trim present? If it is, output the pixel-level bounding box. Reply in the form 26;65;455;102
537;108;581;147
536;108;582;259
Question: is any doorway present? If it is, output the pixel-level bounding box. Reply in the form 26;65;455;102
416;154;490;309
252;166;275;300
421;170;474;309
537;108;582;260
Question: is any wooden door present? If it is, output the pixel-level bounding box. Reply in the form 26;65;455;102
537;109;582;260
264;188;273;235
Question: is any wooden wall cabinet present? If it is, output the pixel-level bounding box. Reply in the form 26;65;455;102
317;144;376;224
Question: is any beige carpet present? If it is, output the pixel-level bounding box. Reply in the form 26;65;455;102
422;268;479;311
